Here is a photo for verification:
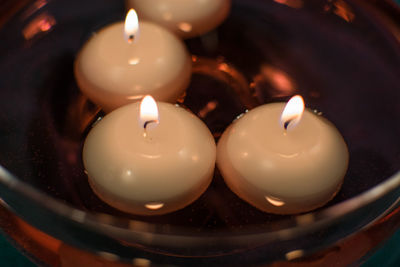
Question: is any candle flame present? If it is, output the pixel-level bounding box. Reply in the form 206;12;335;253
139;95;159;129
124;9;139;44
280;95;305;130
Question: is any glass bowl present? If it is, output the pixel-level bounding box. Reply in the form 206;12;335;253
0;0;399;265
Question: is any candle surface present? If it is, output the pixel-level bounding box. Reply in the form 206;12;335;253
217;102;349;214
126;0;231;39
75;19;191;112
83;100;216;215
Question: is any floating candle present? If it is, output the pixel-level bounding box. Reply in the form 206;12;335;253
83;96;216;215
217;95;349;214
75;9;191;112
126;0;231;39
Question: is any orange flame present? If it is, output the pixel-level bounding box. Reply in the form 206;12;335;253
124;9;139;43
280;95;305;130
139;95;159;129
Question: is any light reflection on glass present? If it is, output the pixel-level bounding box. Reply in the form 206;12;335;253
133;258;151;267
98;251;119;262
145;202;164;210
334;0;355;22
22;0;48;19
324;0;355;23
178;22;193;33
285;249;304;260
22;12;56;40
265;196;285;206
296;214;315;225
252;65;296;97
197;100;218;118
191;57;257;109
274;0;303;9
70;210;86;223
218;63;229;72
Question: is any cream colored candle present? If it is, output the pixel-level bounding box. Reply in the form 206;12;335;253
126;0;231;39
217;96;349;214
75;9;191;113
83;96;216;215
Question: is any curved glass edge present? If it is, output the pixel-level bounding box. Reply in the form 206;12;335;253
0;163;399;239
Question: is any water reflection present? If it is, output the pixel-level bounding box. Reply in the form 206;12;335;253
197;100;218;118
274;0;303;9
22;12;56;40
133;258;151;267
22;0;49;19
252;65;296;98
178;22;193;33
265;196;285;207
324;0;355;23
285;249;304;260
192;56;258;109
145;202;164;210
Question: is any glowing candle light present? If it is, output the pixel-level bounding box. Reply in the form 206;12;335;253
217;95;349;214
280;95;304;130
83;96;216;215
124;8;140;43
75;9;191;112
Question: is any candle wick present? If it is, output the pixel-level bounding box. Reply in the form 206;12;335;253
283;119;292;131
127;34;135;44
143;119;159;139
143;120;158;130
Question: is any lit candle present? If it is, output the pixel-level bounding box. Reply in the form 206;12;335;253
75;9;192;113
126;0;231;39
217;95;349;214
83;96;216;215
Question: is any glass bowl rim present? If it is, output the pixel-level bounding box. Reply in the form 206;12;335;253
0;0;399;248
1;164;399;240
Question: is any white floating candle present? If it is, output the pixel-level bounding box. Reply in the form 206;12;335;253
75;9;191;112
126;0;231;39
217;95;349;214
83;96;216;215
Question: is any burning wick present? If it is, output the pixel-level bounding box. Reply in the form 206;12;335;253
127;34;135;43
281;95;305;131
283;119;293;131
139;95;159;138
124;8;139;44
143;120;158;130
